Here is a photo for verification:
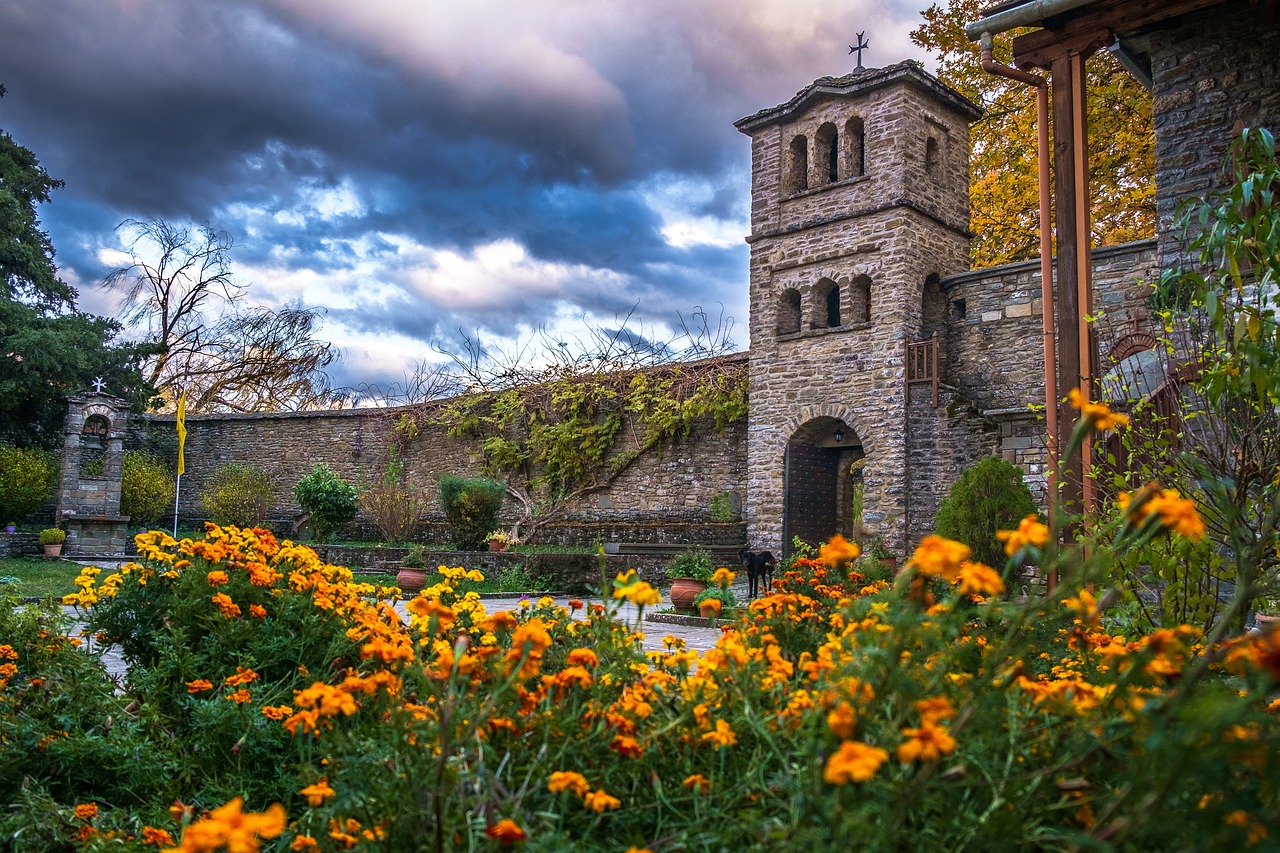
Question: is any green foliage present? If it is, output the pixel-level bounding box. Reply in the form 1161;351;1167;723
489;563;548;593
433;356;748;542
692;584;736;609
402;543;428;568
935;456;1037;568
437;475;505;550
201;463;273;528
709;491;736;522
293;464;358;541
120;451;174;525
857;556;898;585
37;527;65;545
0;444;56;523
664;547;713;582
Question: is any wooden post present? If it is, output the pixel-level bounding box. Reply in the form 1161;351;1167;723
931;331;940;408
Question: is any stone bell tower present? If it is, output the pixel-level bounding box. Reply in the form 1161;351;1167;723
734;60;981;555
55;387;133;555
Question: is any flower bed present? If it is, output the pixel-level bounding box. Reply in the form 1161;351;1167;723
1;502;1278;851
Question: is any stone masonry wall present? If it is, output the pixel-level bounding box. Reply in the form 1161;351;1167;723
1148;1;1280;270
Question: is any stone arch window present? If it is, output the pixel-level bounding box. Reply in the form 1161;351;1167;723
80;415;109;479
844;117;866;178
925;136;940;179
815;122;839;185
811;278;840;329
785;134;809;194
777;288;802;335
849;274;872;324
922;273;946;336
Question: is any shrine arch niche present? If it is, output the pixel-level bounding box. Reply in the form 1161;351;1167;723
782;416;864;555
1098;332;1179;493
79;414;110;480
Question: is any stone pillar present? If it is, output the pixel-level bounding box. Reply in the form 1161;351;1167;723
55;391;132;556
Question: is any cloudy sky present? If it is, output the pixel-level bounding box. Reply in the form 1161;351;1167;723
2;0;935;398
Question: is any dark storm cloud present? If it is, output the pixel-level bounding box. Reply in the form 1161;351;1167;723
1;0;929;389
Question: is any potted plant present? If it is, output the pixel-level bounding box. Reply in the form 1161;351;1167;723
1256;598;1280;631
867;538;897;572
664;548;713;612
397;544;429;593
487;529;512;553
39;527;67;558
693;586;736;619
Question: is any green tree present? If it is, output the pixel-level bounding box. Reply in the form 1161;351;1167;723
935;455;1037;569
0;87;153;447
293;464;358;541
911;0;1155;267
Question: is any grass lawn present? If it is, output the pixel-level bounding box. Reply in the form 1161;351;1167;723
0;556;82;600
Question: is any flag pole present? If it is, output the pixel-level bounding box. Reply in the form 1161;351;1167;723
173;474;181;538
174;391;187;539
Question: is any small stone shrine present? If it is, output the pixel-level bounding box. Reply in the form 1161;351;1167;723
55;384;132;555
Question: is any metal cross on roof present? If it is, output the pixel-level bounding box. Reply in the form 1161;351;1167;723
92;376;106;393
848;32;870;69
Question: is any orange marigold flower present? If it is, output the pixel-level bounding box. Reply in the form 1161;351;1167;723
567;599;584;611
711;567;737;587
548;771;591;797
74;803;98;820
299;778;335;807
211;592;241;619
141;826;174;846
566;647;598;668
167;797;286;853
956;561;1005;597
206;570;230;587
995;515;1050;556
908;535;971;581
582;789;621;813
261;705;293;721
826;702;857;739
0;644;18;660
1063;588;1100;625
1068;387;1130;431
1146;489;1207;541
290;836;319;851
700;718;737;749
484;819;527;845
823;740;889;784
819;534;861;567
699;598;723;614
186;679;214;694
682;773;711;793
610;734;644;758
224;666;260;687
479;611;519;632
897;722;957;763
249;604;267;619
225;688;252;704
914;696;957;724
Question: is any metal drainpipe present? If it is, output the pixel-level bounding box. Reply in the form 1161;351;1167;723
978;33;1060;591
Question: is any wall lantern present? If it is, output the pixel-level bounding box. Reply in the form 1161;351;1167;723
834;425;845;443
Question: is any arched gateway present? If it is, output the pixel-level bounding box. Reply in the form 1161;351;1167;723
782;417;864;555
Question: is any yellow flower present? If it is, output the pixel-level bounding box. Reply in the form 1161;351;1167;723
700;718;737;749
819;534;861;567
897;722;957;763
908;536;971;581
995;515;1050;556
614;580;662;607
582;789;621;813
956;561;1005;597
711;567;736;587
1068;387;1130;431
299;778;335;807
548;771;591;797
823;740;889;784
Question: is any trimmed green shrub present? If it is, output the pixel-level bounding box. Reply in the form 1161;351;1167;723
201;463;273;528
120;451;174;526
0;446;57;525
934;455;1038;568
438;475;505;550
293;464;359;541
665;547;713;582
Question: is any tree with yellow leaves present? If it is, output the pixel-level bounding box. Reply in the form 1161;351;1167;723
912;0;1155;268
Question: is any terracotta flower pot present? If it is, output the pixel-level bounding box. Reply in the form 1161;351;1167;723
1256;613;1280;631
43;543;63;558
699;602;721;619
397;567;427;593
488;539;508;553
669;578;707;612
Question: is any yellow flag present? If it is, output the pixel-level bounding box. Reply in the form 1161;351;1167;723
176;392;187;476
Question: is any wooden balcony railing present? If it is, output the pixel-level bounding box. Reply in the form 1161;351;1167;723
907;332;940;407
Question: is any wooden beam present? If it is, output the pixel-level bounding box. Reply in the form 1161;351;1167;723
1052;52;1084;517
1013;0;1228;68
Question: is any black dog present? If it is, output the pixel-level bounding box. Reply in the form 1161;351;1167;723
739;549;777;600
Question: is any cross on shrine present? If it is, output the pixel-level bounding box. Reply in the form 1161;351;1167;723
848;32;870;69
92;376;106;393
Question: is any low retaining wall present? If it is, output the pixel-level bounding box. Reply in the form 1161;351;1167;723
1;533;39;558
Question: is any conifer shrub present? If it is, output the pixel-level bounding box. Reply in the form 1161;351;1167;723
437;475;505;550
201;463;273;528
293;464;359;542
0;446;57;525
934;455;1037;568
120;451;175;526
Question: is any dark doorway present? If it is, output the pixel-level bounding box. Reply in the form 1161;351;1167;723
782;417;864;556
